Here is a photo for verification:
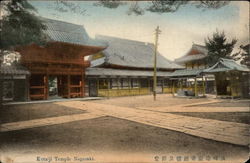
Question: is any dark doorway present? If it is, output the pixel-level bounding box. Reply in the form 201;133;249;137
89;79;98;97
48;76;60;99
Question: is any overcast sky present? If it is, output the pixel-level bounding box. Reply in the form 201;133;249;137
30;1;249;61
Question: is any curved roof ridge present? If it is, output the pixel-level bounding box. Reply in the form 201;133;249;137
40;17;83;28
96;34;152;46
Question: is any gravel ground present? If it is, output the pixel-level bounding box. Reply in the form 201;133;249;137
169;112;250;124
188;100;250;107
93;94;211;108
0;116;248;160
0;103;86;124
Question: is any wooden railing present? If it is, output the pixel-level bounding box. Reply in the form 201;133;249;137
98;88;150;97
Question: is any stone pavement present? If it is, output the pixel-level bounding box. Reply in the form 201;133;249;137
1;100;249;146
0;112;104;132
58;101;250;146
2;97;103;106
137;106;250;113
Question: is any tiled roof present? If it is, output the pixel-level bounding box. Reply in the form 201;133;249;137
41;17;106;47
175;44;208;64
204;58;250;73
168;69;204;77
86;68;172;77
91;35;183;70
0;64;30;75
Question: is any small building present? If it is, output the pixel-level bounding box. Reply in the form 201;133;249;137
204;58;250;98
168;69;206;97
175;44;208;69
0;63;30;102
15;18;106;100
86;35;183;97
173;43;215;95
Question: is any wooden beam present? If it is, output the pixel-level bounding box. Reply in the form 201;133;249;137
81;70;84;97
172;80;175;96
202;76;205;96
97;78;99;97
180;79;183;90
107;78;110;98
194;77;198;97
45;74;49;100
26;75;30;101
67;75;70;98
214;74;218;98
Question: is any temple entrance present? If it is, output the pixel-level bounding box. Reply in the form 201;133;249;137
48;76;57;97
29;74;84;100
215;73;231;96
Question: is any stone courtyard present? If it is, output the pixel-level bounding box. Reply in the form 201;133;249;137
0;94;249;163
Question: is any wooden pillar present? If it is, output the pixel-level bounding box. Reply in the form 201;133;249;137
229;72;233;99
148;78;150;93
107;78;110;98
180;79;183;90
97;78;99;97
0;73;3;106
172;80;175;96
45;65;49;100
194;77;198;97
81;70;84;98
162;79;165;93
43;75;48;100
26;75;30;101
214;74;217;98
67;75;70;98
202;76;205;96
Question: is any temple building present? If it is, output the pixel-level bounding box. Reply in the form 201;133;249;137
172;44;215;96
14;18;106;101
175;44;208;69
204;58;250;98
86;35;183;97
0;62;30;102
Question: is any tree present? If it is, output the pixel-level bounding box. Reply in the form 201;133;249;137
95;0;230;15
0;0;47;50
53;0;230;16
204;30;237;66
232;44;250;68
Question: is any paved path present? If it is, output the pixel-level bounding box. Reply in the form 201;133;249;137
1;100;249;146
58;101;250;146
2;97;103;106
0;112;104;132
137;106;250;113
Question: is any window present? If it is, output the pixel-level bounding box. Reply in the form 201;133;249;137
3;81;14;100
122;78;129;88
157;80;163;86
111;79;119;89
140;79;148;88
98;79;108;89
163;79;171;87
132;79;139;88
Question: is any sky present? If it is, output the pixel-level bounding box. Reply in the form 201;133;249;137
30;1;249;61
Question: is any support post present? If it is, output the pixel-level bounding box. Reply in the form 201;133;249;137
26;75;30;101
162;79;165;93
67;75;70;98
172;80;175;96
153;26;161;101
180;79;183;90
0;73;3;106
214;74;217;98
202;76;205;97
229;72;233;99
194;77;198;97
81;70;84;97
108;78;110;98
97;78;99;97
